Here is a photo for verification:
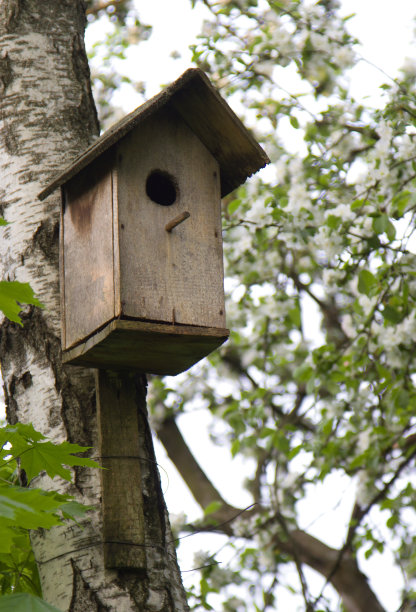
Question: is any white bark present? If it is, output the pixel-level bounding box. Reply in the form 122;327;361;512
0;2;188;609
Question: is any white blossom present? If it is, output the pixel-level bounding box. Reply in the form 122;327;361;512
355;470;375;507
325;203;355;222
401;57;416;77
314;226;344;258
357;429;371;453
287;182;311;215
341;314;356;339
333;45;355;68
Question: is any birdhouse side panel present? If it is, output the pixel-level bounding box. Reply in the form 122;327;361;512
62;155;116;350
117;109;226;329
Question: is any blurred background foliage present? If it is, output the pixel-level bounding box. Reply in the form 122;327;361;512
83;1;416;609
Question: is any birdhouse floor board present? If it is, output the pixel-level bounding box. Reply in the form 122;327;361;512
62;320;229;375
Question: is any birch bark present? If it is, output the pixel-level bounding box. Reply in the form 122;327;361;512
0;2;188;610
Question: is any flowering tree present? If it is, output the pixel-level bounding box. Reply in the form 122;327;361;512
2;0;416;610
143;1;416;610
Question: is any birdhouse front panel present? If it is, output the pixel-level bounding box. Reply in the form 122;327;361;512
61;153;116;350
42;69;270;373
116;108;226;330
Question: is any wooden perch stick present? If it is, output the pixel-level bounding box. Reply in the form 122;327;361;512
165;211;190;232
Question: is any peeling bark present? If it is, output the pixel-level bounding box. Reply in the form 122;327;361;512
0;1;188;609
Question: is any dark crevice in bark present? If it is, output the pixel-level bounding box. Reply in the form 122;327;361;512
69;560;109;612
0;52;12;95
135;376;168;550
116;570;150;610
71;32;100;139
0;0;21;34
33;218;60;263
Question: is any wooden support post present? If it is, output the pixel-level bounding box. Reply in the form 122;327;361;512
95;369;146;570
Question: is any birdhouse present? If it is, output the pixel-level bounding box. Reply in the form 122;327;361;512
39;69;269;375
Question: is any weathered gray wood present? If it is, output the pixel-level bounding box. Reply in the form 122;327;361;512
38;68;269;201
96;370;146;570
112;164;122;318
59;188;67;350
62;319;229;374
62;153;116;349
117;108;226;330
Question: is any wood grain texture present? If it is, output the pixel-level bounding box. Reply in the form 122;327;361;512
112;163;121;318
62;319;229;374
62;153;115;349
96;369;146;570
117;108;226;330
38;68;269;201
59;187;66;349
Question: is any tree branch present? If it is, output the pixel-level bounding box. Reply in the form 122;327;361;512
274;529;386;612
157;417;385;611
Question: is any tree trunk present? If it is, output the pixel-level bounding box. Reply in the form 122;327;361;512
0;1;188;610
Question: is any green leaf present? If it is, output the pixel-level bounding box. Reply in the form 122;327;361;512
228;199;241;214
288;305;301;328
358;269;377;296
293;363;313;383
372;214;389;236
386;219;396;241
19;441;99;482
382;305;402;324
231;439;240;458
0;532;41;596
0;593;62;612
288;445;302;459
204;501;223;516
60;500;92;522
392;191;411;217
1;424;99;483
326;214;341;229
289;115;300;129
386;515;398;529
351;199;366;211
0;218;7;226
1;423;46;449
0;486;64;534
0;281;44;325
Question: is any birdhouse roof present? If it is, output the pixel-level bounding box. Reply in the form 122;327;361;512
38;68;269;200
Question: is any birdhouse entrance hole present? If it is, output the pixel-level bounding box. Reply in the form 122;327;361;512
146;169;178;206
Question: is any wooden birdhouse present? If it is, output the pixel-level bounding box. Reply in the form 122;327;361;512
39;69;269;375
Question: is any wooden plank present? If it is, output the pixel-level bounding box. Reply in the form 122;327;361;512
170;73;269;196
117;108;226;330
96;370;146;569
59;188;66;349
62;319;229;374
63;153;115;350
38;68;269;201
112;163;121;318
